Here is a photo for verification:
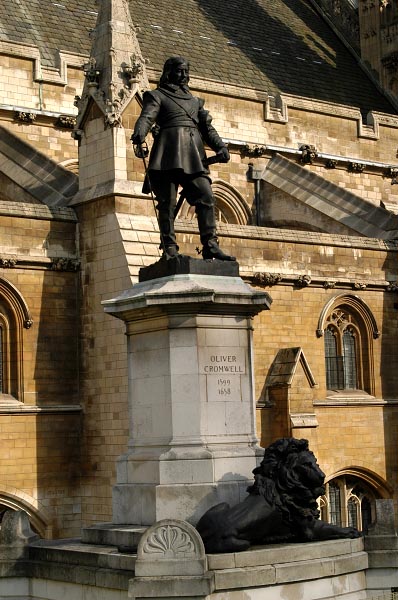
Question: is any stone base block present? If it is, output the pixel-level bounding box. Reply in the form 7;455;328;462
112;480;250;529
116;447;260;486
139;254;240;282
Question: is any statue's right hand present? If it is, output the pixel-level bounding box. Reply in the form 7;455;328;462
131;132;145;145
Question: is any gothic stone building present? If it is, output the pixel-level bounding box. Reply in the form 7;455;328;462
0;0;397;539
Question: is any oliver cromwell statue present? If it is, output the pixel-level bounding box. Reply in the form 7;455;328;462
131;56;236;261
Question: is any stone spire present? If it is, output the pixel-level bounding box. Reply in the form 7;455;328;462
73;0;149;194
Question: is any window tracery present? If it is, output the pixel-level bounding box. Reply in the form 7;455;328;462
320;475;381;533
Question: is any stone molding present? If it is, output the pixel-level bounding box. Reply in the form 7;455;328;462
251;272;397;293
241;142;398;175
0;404;82;415
0;256;79;272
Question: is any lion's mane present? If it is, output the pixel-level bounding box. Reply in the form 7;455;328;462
247;438;325;536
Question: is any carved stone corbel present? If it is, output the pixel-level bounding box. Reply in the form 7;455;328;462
15;112;36;124
323;280;337;289
295;275;311;288
51;258;80;272
353;282;367;290
242;145;267;158
348;162;365;173
325;159;337;169
0;258;17;268
299;144;318;165
253;272;282;286
385;167;398;185
56;115;77;129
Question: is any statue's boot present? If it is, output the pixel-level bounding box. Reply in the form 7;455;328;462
158;205;179;259
196;204;236;261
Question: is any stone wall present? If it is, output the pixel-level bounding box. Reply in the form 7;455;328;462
0;212;81;538
1;42;398;536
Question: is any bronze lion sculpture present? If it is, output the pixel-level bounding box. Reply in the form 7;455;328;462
196;438;360;553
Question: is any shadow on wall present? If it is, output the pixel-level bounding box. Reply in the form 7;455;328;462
32;232;82;539
380;250;398;517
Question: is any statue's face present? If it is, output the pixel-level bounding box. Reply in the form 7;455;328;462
169;61;189;85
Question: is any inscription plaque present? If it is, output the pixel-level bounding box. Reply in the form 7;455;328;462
199;348;246;402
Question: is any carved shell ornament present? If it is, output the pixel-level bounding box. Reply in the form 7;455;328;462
142;524;195;557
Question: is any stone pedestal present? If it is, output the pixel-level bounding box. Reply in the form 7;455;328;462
103;264;271;525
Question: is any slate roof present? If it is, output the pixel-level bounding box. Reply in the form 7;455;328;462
263;154;398;239
0;0;395;114
0;125;78;211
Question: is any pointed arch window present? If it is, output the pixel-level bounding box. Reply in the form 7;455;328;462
320;475;381;533
328;481;342;527
324;309;361;391
176;180;252;225
0;277;33;402
318;295;378;396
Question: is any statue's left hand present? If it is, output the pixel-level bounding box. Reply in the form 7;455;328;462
217;147;230;163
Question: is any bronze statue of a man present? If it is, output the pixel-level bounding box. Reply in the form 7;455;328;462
131;56;236;261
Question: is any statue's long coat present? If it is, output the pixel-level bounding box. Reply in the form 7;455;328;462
133;83;225;182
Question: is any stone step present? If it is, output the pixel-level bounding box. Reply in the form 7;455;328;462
81;522;147;552
29;538;137;572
